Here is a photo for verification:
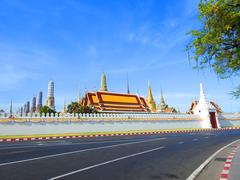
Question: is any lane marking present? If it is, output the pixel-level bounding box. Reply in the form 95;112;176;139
178;141;184;144
186;139;240;180
0;137;166;166
193;138;198;141
0;138;149;150
49;146;165;180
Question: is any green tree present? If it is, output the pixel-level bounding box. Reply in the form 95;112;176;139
187;0;240;98
67;102;98;113
67;102;81;113
40;106;56;115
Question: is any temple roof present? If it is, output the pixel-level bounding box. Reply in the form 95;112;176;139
83;91;150;112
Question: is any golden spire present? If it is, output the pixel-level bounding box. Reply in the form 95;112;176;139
78;90;81;105
147;81;156;112
100;72;108;91
62;98;67;113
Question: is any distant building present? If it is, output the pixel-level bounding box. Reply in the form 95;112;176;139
31;96;36;113
157;90;177;113
46;81;55;110
24;101;30;113
37;91;43;112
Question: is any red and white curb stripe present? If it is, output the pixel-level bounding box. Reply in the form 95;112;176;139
0;128;239;142
220;145;240;180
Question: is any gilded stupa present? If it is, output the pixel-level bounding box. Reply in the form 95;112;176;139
147;81;156;112
100;73;108;91
62;98;67;114
77;91;81;105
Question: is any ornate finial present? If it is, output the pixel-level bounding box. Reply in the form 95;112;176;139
147;81;156;112
100;72;108;91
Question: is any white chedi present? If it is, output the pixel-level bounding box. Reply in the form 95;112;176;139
192;83;216;128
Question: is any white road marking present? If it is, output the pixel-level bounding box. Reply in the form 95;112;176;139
49;146;165;180
186;139;240;180
193;138;198;141
204;137;209;139
0;137;166;166
178;141;184;144
0;138;151;150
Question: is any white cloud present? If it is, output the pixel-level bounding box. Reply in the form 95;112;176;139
0;42;58;91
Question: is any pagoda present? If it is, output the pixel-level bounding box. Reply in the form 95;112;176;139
100;73;108;91
147;81;156;112
157;90;177;113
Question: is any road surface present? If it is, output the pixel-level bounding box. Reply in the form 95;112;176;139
0;130;240;180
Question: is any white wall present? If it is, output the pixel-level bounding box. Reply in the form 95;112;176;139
219;120;240;127
0;120;202;136
218;113;240;127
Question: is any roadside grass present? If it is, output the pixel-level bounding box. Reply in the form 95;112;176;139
0;128;216;139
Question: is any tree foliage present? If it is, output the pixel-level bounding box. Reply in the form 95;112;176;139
67;102;98;114
187;0;240;98
40;106;56;114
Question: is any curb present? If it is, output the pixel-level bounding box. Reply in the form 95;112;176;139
220;145;240;180
0;127;239;142
186;139;240;180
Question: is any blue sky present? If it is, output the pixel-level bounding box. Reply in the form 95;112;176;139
0;0;239;112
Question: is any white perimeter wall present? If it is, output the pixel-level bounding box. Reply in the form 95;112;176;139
0;120;202;136
218;113;240;128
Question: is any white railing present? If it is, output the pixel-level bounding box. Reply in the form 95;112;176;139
0;112;201;122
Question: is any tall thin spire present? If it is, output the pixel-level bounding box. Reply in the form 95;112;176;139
127;74;130;94
100;73;108;91
9;100;13;115
62;98;67;113
147;81;156;112
78;90;81;104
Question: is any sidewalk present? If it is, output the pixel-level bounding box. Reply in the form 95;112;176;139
228;145;240;180
196;140;240;180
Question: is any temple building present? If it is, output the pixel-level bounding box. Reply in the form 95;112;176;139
83;91;150;112
147;81;156;112
82;73;150;112
157;90;177;113
46;80;55;110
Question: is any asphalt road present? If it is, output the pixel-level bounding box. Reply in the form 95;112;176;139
0;130;240;180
